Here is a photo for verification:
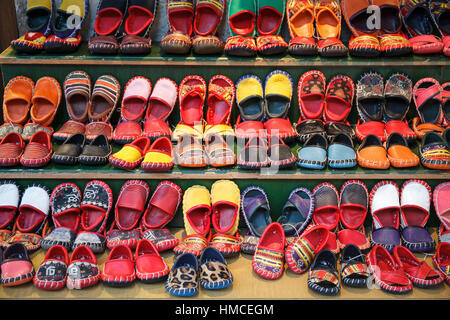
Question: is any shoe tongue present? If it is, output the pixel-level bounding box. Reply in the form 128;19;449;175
196;0;222;18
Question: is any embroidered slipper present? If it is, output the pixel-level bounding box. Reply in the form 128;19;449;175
54;120;85;142
63;71;91;124
297;70;326;120
89;75;121;123
357;134;390;169
401;0;443;55
324;121;355;142
72;180;112;253
295;119;326;143
141;228;179;252
20;130;52;168
236;75;265;122
224;36;257;56
433;182;450;232
141;180;182;230
51;133;85;165
241;186;272;237
420;132;450;169
21;123;53;143
413;78;443;125
175;75;207;130
323;75;354;122
433;242;450;285
394;245;444;288
200;247;233;290
0;124;24;142
267;136;296;169
348;34;381;57
160;0;194;54
11;0;53;54
166;252;199;296
315;0;348;57
175;134;208;168
210;180;240;235
327;133;357;169
307;250;340;295
238;136;269;169
379;32;413;56
109;136;151;170
256;35;288;56
119;0;158;55
0;182;20;239
192;35;224;55
286;0;317;56
0;133;25;167
44;0;89;53
373;0;402;33
225;0;257;56
33;245;69;290
66;245;100;289
356;72;385;123
285;224;329;274
183;185;212;236
297;133;328;170
210;233;242;257
143;77;177;141
337;180;370;251
141;137;174;171
399;180;435;252
369;181;401;252
78;134;112;165
241;233;260;255
386;133;419;168
173;232;211;256
205;75;235;138
312;183;340;232
0;243;35;287
88;0;128;55
340;244;370;287
252;222;285;280
367;245;413;294
264;70;293;119
3;76;34;126
277;187;313;237
135;239;170;283
205;134;236;167
41;183;81;251
114;180;150;233
101;244;136;287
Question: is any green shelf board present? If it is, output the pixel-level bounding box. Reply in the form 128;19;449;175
1;43;450;66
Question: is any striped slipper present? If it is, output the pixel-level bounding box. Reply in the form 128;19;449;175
393;245;445;288
0;132;25;167
367;245;413;294
141;228;179;252
209;233;242;257
200;247;233;290
285;224;329;274
135;239;170;283
173;232;211;256
340;244;369;287
252;222;285;280
89;75;121;123
241;185;272;237
307;250;340;295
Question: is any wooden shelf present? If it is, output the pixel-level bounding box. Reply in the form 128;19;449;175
1;44;450;67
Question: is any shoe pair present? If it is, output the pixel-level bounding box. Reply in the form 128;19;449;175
297;132;356;170
0;183;50;252
287;0;348;57
160;0;226;55
171;75;236;143
166;248;233;296
343;0;412;57
356;72;416;143
52;133;111;166
102;240;170;287
295;119;355;143
369;180;435;253
241;185;314;238
114;77;177;144
225;0;288;56
106;180;182;249
235;71;297;142
11;0;89;54
0;131;52;168
88;0;157;55
34;244;100;290
54;72;121;142
41;181;113;253
1;76;61;141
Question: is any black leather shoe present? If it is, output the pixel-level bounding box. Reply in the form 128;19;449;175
78;134;112;165
52;133;85;165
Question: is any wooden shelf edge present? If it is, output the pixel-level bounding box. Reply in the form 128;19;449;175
2;171;449;180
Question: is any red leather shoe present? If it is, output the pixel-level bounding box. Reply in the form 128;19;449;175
135;239;170;283
355;119;386;142
101;244;136;287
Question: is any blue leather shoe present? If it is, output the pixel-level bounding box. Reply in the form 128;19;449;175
328;133;357;169
297;133;328;169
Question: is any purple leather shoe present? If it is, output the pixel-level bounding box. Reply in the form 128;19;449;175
241;186;272;237
277;187;314;237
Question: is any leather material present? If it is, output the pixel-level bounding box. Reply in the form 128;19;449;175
264;118;296;139
20;131;52;167
3;76;34;125
115;180;150;231
386;132;419;167
401;226;434;247
371;227;401;249
135;239;170;281
102;245;136;284
357;134;389;169
297;70;326;120
211;180;240;235
1;243;34;286
183;185;211;236
53;133;85;158
121;76;152;122
236;75;265;121
179;75;206;126
241;186;272;237
356;120;385;141
328;133;356;163
433;182;450;231
277;187;313;237
312;183;340;231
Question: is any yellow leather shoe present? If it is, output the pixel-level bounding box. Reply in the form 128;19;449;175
109;136;151;170
183;185;211;236
211;180;240;235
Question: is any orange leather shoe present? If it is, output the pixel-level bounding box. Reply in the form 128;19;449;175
3;76;34;125
286;0;317;56
357;134;390;169
386;133;419;168
30;77;62;127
